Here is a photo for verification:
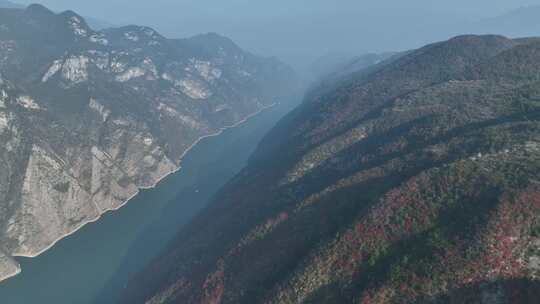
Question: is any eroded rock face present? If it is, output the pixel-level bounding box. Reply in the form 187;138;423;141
0;4;297;280
0;249;19;282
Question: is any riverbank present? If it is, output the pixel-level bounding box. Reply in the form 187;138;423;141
2;102;276;283
0;97;299;304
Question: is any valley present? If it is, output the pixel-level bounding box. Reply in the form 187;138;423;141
0;95;300;304
2;2;540;304
121;35;540;303
0;3;296;281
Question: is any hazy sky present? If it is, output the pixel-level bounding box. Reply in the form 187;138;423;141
17;0;540;70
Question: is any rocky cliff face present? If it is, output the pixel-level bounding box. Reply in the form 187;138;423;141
121;35;540;303
0;4;296;281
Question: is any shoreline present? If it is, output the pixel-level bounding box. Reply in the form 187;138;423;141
3;102;277;282
0;265;21;283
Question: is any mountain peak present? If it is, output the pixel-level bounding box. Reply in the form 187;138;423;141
0;1;297;288
117;25;162;39
183;32;242;54
446;34;510;44
59;9;82;18
25;3;54;16
59;10;92;37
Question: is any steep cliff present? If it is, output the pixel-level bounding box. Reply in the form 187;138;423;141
0;4;296;281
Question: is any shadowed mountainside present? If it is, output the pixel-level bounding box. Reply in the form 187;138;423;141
121;34;540;304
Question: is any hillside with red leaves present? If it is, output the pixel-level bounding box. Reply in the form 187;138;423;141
122;35;540;304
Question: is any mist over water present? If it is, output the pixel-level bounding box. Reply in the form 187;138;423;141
2;1;540;303
16;0;540;72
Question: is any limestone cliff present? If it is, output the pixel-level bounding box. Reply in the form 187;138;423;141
0;4;296;281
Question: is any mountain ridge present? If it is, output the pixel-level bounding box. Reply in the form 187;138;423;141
120;34;540;304
0;0;22;9
0;4;297;282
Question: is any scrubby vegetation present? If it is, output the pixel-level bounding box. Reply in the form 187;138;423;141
122;35;540;304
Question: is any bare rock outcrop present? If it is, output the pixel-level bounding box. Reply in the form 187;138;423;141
0;4;297;280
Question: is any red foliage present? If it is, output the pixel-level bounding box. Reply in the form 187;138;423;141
355;183;540;303
201;259;226;304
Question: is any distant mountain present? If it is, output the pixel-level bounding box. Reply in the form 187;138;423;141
475;6;540;37
0;1;115;30
121;35;540;303
308;52;357;79
0;0;22;9
0;3;296;281
309;52;394;81
80;15;115;30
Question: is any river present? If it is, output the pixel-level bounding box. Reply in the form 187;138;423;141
0;98;299;304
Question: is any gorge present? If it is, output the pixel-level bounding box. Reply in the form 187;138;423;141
0;3;296;283
3;2;540;304
0;96;300;304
